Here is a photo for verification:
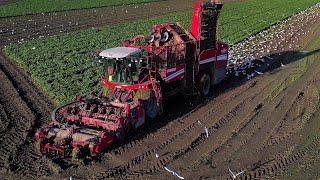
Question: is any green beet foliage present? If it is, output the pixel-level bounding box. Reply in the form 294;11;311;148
4;0;319;105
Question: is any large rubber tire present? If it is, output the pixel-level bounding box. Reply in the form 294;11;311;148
145;91;160;120
199;73;211;97
115;128;125;143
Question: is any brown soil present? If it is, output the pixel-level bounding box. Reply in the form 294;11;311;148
0;50;56;178
0;2;319;180
0;0;19;6
0;0;243;46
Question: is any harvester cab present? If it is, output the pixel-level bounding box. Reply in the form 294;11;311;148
98;47;143;84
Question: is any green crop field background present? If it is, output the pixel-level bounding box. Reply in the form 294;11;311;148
4;0;319;105
0;0;159;17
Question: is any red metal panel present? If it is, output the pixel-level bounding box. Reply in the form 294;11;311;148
190;1;201;40
165;64;185;82
200;49;216;61
215;42;229;68
166;64;185;76
215;60;228;68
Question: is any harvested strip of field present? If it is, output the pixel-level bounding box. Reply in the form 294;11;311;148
0;0;161;17
4;0;319;106
0;0;18;6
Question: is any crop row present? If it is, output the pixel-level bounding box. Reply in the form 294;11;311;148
0;0;159;18
4;0;320;105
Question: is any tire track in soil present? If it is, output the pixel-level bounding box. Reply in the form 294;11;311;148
262;21;320;149
182;32;320;180
121;5;320;179
95;64;282;178
223;26;320;171
0;69;35;173
182;72;294;172
129;60;309;179
91;79;260;178
212;57;320;179
96;71;255;157
0;104;9;136
124;70;288;178
243;135;320;180
242;57;320;180
258;79;319;152
0;51;57;177
275;84;320;179
81;75;264;177
159;65;295;173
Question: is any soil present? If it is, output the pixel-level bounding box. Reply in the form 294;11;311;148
0;50;56;178
0;1;319;180
0;0;18;6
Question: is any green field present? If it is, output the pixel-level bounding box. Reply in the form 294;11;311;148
0;0;159;17
4;0;319;105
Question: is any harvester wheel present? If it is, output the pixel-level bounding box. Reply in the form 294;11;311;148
125;123;133;133
198;73;211;97
145;91;160;120
115;128;125;142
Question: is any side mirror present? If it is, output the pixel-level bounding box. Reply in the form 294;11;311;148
91;55;103;68
89;51;100;59
90;49;102;60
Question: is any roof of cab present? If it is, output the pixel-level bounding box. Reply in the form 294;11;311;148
99;47;141;59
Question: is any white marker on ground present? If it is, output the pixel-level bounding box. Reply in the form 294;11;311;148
228;168;245;179
198;121;209;138
164;166;185;179
204;127;209;138
254;70;264;75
